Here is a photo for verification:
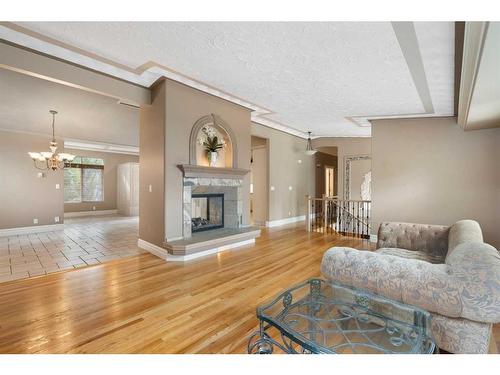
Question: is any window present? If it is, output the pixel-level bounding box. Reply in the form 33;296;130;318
64;157;104;203
325;166;335;197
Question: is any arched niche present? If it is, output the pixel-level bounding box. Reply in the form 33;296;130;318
189;114;237;168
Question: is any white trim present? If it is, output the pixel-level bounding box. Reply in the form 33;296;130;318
252;220;267;227
458;22;488;130
0;224;64;237
165;239;255;262
370;234;378;243
266;215;306;228
64;209;118;218
137;239;169;260
165;236;184;242
138;237;255;262
65;139;139;155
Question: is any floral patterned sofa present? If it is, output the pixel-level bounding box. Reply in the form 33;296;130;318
321;220;500;353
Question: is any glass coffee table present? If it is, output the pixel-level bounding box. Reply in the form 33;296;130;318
248;279;435;354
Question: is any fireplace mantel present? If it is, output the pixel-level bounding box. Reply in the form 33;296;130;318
178;164;250;179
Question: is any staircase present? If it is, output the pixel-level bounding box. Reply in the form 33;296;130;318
305;195;371;239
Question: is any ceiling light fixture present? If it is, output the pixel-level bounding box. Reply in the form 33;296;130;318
28;110;75;170
305;131;317;155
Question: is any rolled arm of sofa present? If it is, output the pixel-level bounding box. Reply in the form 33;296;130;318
320;247;463;318
377;222;449;258
445;242;500;323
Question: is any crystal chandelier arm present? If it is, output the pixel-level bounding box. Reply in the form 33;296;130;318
58;153;76;161
33;158;49;170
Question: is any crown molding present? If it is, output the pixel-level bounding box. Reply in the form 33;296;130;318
64;139;139;155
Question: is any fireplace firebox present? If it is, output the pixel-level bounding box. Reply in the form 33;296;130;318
191;193;224;232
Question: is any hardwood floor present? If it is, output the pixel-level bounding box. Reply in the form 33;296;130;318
0;224;497;353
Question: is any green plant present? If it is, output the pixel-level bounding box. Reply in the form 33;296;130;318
203;135;225;152
197;125;226;153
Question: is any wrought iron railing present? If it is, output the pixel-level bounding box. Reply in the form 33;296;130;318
306;195;371;239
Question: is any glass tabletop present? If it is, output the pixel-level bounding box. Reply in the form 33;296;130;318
248;279;435;354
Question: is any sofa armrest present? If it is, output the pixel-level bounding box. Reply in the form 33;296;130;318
377;222;449;259
445;242;500;323
320;247;462;318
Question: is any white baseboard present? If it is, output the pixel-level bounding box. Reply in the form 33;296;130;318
266;215;305;228
165;238;255;262
370;234;378;243
64;209;118;218
0;224;65;237
252;220;267;227
137;239;169;259
139;237;255;262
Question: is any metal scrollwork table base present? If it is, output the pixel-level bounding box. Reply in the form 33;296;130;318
247;279;435;354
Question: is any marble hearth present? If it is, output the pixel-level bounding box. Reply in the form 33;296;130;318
163;165;261;261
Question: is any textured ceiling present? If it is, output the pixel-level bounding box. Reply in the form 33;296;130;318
0;69;139;146
1;22;454;137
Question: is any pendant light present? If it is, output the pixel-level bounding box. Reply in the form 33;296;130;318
305;131;317;155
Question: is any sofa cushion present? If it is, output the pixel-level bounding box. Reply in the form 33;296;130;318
446;219;484;261
376;247;444;264
377;222;449;259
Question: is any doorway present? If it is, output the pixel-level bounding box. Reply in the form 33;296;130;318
250;136;269;226
315;148;338;198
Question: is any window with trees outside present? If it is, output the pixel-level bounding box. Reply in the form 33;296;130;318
64;157;104;203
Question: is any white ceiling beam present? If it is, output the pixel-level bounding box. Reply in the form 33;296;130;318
391;22;435;114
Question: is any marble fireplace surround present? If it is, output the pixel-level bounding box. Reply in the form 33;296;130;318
179;164;250;239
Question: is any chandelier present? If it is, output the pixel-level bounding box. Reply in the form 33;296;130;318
28;110;75;170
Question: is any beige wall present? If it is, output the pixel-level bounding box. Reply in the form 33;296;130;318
139;80;166;247
64;148;138;213
164;79;252;240
371;117;500;248
312;137;371;199
251;123;315;222
250;142;268;225
0;130;64;229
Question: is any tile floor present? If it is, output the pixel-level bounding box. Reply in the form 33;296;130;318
0;215;145;283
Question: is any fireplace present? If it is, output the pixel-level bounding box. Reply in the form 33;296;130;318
191;193;224;232
180;164;247;239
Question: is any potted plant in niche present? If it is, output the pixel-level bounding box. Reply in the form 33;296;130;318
197;125;226;167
